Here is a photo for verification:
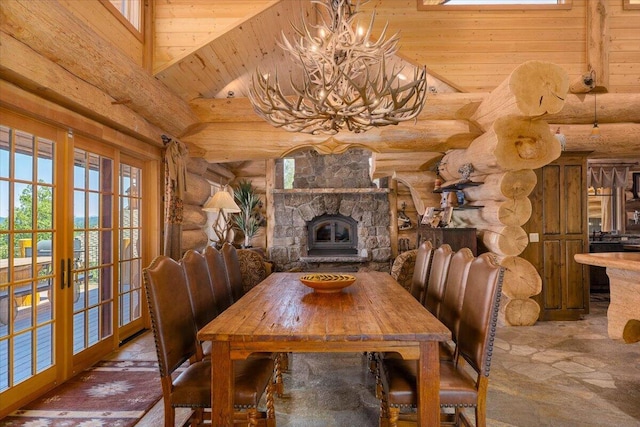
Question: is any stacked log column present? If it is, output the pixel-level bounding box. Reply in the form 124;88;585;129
438;61;569;326
181;157;211;252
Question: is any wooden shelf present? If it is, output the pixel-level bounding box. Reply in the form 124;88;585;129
433;181;484;193
433;205;483;211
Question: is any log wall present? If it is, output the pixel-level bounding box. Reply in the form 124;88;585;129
61;0;143;66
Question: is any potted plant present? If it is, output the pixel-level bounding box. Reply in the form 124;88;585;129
232;180;263;248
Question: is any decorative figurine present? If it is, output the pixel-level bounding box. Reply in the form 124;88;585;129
458;163;474;182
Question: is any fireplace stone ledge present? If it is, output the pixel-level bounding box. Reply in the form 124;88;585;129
300;256;369;263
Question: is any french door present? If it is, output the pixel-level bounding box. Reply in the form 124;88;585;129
0;110;147;415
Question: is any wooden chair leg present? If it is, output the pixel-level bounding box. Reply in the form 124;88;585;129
249;408;261;426
368;352;378;373
162;396;174;427
280;352;289;371
190;408;203;427
476;403;486;427
388;407;400;427
274;355;284;397
375;369;383;400
266;382;276;421
379;399;389;427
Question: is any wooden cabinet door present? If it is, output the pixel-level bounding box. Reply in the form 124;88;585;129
417;227;478;255
522;153;589;321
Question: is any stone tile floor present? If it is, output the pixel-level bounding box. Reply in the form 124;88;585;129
122;295;640;426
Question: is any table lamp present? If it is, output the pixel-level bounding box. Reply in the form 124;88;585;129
202;189;241;246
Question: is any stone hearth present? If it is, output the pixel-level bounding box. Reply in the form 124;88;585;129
270;188;391;271
269;149;392;272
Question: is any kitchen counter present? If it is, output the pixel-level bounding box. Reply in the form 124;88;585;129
574;252;640;343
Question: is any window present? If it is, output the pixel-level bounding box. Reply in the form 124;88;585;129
283;158;295;190
624;0;640;10
100;0;142;34
418;0;571;10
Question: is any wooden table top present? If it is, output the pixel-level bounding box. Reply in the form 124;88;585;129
575;252;640;273
198;271;451;346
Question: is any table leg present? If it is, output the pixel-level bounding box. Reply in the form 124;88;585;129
417;341;440;427
606;267;640;341
211;341;234;426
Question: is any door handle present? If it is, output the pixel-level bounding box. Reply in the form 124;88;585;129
60;259;65;290
67;258;72;288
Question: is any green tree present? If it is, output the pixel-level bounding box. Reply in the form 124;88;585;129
283;158;295;189
0;183;53;258
232;180;262;248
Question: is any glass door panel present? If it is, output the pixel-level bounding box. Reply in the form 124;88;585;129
1;111;149;416
0;121;57;406
118;161;143;337
72;149;113;356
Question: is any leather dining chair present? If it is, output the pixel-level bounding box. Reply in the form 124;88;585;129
143;255;277;427
370;241;434;380
409;240;434;302
423;244;454;316
143;255;210;427
379;252;504;427
422;243;453;317
438;247;475;361
204;245;285;397
203;245;234;314
182;250;218;357
221;242;245;303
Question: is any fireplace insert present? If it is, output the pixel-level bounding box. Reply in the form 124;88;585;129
307;214;358;256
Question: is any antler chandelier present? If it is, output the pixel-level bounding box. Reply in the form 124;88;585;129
248;0;427;135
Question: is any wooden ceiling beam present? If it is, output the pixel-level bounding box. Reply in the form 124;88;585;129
0;81;162;160
547;93;640;124
586;0;609;89
0;32;165;146
370;152;443;180
392;171;441;217
550;123;640;158
189;92;487;123
0;0;199;137
184;119;481;163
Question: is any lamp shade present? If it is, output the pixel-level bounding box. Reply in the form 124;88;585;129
203;190;241;213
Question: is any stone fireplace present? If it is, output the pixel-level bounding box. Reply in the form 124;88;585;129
307;214;358;256
269;149;392;272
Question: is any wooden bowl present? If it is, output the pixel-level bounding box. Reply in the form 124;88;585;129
299;273;356;293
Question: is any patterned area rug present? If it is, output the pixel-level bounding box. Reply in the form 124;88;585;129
2;360;162;427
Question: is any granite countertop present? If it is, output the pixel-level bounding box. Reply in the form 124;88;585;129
575;252;640;272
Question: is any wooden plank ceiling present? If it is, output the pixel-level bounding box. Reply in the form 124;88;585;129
152;0;640;163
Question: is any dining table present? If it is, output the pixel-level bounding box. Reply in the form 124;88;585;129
197;271;452;426
574;252;640;342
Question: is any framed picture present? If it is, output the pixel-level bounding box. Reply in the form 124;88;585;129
421;207;436;225
633;172;640;199
441;207;454;226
